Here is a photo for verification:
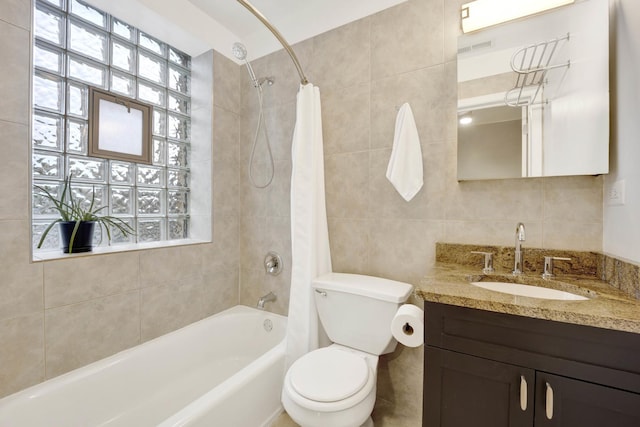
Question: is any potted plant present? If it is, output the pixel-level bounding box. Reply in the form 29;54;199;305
35;175;135;254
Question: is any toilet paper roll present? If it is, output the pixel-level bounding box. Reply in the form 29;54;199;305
390;304;424;347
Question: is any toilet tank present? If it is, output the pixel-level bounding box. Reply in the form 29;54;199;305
312;273;413;355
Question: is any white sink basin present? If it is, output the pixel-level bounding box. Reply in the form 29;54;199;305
471;281;589;301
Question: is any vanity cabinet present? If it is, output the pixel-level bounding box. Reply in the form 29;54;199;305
423;302;640;427
425;348;534;426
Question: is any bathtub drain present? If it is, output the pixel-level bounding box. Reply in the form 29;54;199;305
263;319;273;332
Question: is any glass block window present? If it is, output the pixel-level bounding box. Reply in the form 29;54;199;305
32;0;191;249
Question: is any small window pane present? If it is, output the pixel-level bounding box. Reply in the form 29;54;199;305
110;186;133;215
168;217;188;239
92;225;104;247
168;65;190;94
109;218;135;244
111;18;135;41
167;169;189;188
111;39;135;73
153;139;166;166
68;55;106;87
168;190;188;215
138;81;166;107
68;156;106;182
138;51;166;85
137;218;165;242
33;151;63;179
35;4;65;46
70;0;107;28
33;111;64;151
68;19;108;63
67;81;89;118
41;0;64;9
70;184;106;212
34;72;64;113
153;110;166;137
167;141;189;168
168;92;190;115
33;220;60;250
167;114;190;141
137;165;164;186
33;181;62;217
139;32;166;57
110;161;135;184
169;48;190;69
67;118;88;154
34;43;64;75
137;189;165;215
110;70;135;97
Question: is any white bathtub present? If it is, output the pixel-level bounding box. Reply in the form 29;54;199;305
0;305;287;427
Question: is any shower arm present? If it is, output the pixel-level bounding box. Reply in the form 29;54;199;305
236;0;309;85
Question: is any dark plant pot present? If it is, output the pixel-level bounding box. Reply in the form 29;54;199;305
59;221;96;253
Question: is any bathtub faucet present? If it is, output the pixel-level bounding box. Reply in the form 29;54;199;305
257;292;277;309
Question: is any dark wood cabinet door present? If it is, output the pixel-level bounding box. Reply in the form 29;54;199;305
534;373;640;427
424;347;534;427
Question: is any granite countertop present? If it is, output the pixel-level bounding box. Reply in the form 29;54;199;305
417;263;640;334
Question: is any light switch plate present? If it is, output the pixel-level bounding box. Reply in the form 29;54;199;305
607;179;626;206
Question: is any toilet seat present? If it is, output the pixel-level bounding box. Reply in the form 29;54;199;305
289;347;369;402
283;346;377;413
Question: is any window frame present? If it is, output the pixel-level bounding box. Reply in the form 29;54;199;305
88;87;153;164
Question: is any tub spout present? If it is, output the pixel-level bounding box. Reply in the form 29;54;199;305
257;292;277;309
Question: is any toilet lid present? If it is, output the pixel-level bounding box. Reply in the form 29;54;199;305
289;348;369;403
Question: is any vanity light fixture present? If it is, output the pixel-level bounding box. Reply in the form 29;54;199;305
460;0;575;33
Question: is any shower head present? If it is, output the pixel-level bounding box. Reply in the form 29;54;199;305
232;43;274;91
232;42;247;61
233;41;259;88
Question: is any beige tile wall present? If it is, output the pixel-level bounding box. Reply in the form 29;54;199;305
239;0;603;424
0;0;241;398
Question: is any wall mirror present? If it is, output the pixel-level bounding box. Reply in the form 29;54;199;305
457;0;609;181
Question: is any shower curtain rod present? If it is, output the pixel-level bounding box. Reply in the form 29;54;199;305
236;0;309;85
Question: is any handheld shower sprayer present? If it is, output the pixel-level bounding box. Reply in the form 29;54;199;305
232;42;275;188
232;42;261;89
231;42;247;60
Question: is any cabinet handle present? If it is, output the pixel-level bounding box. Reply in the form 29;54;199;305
545;382;554;420
520;375;527;411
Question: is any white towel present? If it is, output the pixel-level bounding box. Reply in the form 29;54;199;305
386;103;423;201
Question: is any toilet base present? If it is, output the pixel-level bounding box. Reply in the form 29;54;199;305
282;386;375;427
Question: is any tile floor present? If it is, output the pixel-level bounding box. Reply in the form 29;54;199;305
270;398;422;427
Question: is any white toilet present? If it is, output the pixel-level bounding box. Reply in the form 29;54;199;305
282;272;413;427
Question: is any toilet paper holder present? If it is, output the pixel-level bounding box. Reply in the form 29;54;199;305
402;322;414;336
391;303;424;347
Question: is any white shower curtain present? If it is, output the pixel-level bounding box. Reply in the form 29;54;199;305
286;83;332;369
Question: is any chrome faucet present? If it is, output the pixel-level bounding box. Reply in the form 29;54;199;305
257;291;277;309
513;223;526;275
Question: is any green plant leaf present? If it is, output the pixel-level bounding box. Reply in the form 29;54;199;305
68;219;82;254
36;218;62;249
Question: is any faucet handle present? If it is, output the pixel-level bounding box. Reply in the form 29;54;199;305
542;256;571;279
471;251;495;274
